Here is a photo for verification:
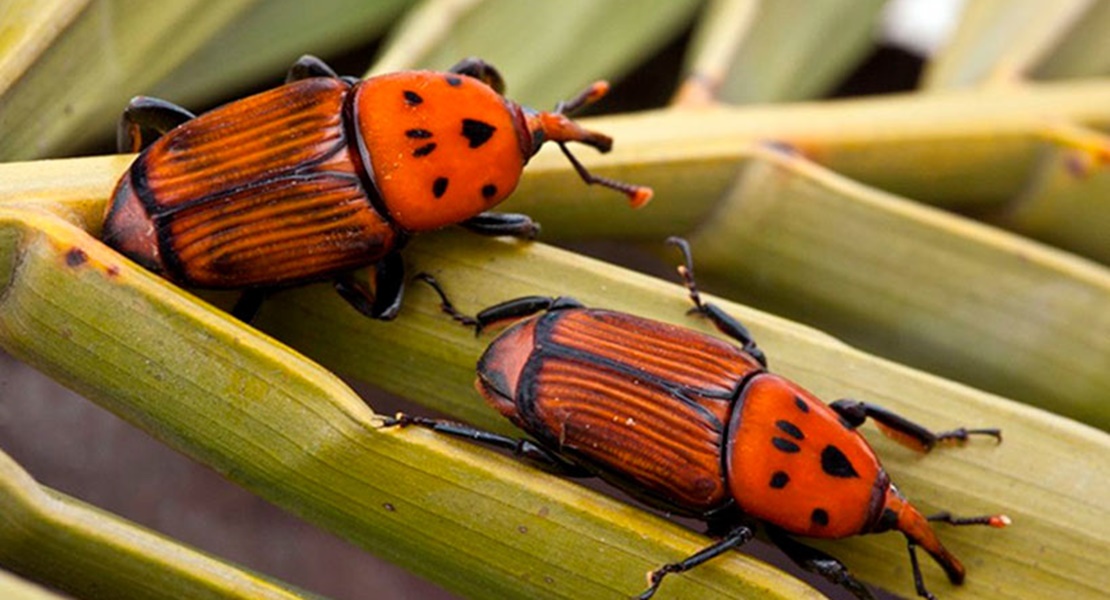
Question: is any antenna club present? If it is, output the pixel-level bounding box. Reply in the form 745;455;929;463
629;186;653;209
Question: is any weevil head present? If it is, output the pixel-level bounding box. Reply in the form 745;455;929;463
507;82;652;209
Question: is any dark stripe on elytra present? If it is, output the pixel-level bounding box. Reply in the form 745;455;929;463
405;129;432;139
794;396;809;413
403;90;423;105
772;437;800;453
481;184;498;199
413;143;437;157
770;471;790;489
461;119;496;148
432;177;449;198
821;445;860;478
775;420;804;440
811;508;830;527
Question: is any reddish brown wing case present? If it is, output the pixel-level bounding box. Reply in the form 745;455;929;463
477;309;764;513
104;77;395;288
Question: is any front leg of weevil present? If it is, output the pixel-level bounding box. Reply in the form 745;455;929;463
637;525;755;600
829;400;1001;453
378;413;592;477
334;251;405;320
766;526;876;600
459;212;540;239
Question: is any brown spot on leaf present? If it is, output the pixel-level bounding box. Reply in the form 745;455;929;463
65;248;88;267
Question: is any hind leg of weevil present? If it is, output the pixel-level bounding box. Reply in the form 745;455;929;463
448;58;505;94
415;273;582;334
666;236;767;367
459;212;540;240
829;400;1002;453
380;414;592;477
118;97;197;153
636;524;755;600
334;251;405;320
766;526;876;600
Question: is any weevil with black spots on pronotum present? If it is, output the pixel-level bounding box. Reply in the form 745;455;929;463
102;56;651;321
384;237;1009;600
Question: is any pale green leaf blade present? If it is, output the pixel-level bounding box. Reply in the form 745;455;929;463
681;0;886;104
0;447;320;599
369;0;700;109
922;0;1091;89
0;0;259;160
1032;0;1110;79
150;0;408;106
990;124;1110;263
0;1;88;93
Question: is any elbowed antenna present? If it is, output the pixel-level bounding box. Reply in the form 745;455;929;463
525;81;653;208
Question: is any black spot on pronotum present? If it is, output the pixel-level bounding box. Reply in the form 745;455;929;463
811;508;830;527
821;445;860;478
794;396;809;413
405;128;432;139
838;416;855;430
66;248;88;267
461;119;496;148
412;143;437;157
481;184;497;199
432;177;449;198
770;471;790;489
446;75;462;87
772;437;800;454
403;90;423;105
775;420;804;440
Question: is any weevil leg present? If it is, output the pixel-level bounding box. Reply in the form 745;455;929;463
637;524;754;600
380;413;592;477
415;273;581;335
766;526;876;600
335;252;405;320
231;289;271;322
118;97;196;153
459;212;540;240
447;57;505;95
665;237;767;367
829;400;1002;453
